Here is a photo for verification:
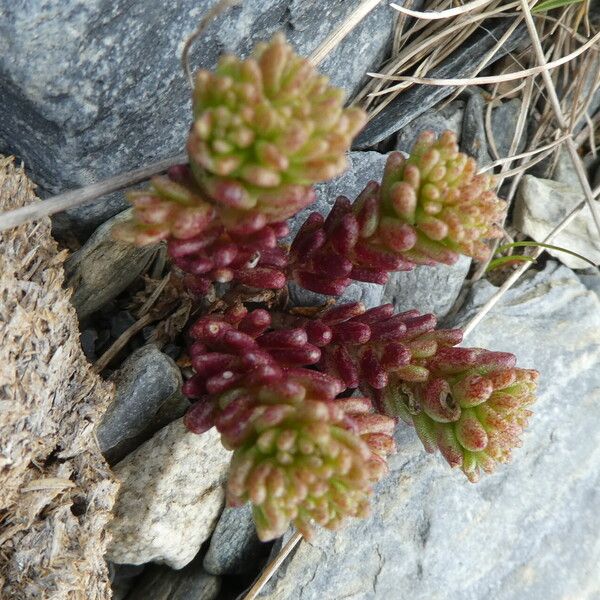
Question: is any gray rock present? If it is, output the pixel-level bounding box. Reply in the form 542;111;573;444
0;0;397;235
96;344;185;464
64;209;157;319
288;280;385;310
127;555;220;600
259;261;600;600
110;310;137;339
383;255;471;319
355;19;528;148
551;147;597;191
285;150;388;309
107;421;231;569
79;328;98;361
109;563;145;600
395;101;465;153
203;505;263;575
552;146;583;190
514;175;600;269
461;90;489;166
577;267;600;298
490;98;526;159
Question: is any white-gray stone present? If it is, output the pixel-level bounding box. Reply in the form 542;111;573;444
258;262;600;600
383;256;471;318
0;0;397;236
514;175;600;269
96;345;185;464
65;209;157;319
203;505;264;575
577;267;600;299
107;420;231;569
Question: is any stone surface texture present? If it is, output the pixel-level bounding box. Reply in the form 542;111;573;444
96;344;183;464
490;98;525;159
383;255;471;319
461;90;489;166
259;262;600;600
0;0;397;235
126;555;221;600
396;101;465;153
203;505;264;575
515;175;600;269
107;420;231;569
65;209;157;318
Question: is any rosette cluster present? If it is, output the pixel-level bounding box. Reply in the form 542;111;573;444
289;192;415;295
289;131;505;296
379;131;504;263
297;302;463;391
182;306;395;540
188;32;366;228
114;166;215;244
168;220;289;295
379;346;538;482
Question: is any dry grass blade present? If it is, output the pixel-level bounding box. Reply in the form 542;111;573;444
366;30;600;91
94;312;155;373
243;532;303;600
478;133;570;172
310;0;384;66
390;0;496;19
181;0;241;88
518;0;600;238
0;153;187;233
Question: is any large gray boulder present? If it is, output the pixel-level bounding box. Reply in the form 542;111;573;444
0;0;397;236
259;262;600;599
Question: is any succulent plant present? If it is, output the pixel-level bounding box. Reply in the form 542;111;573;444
379;131;504;264
378;346;538;482
114;165;215;244
188;33;366;229
314;303;463;393
182;306;394;540
225;378;393;541
168;220;289;295
112;18;539;543
288;196;416;295
272;302;462;391
289;131;505;295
